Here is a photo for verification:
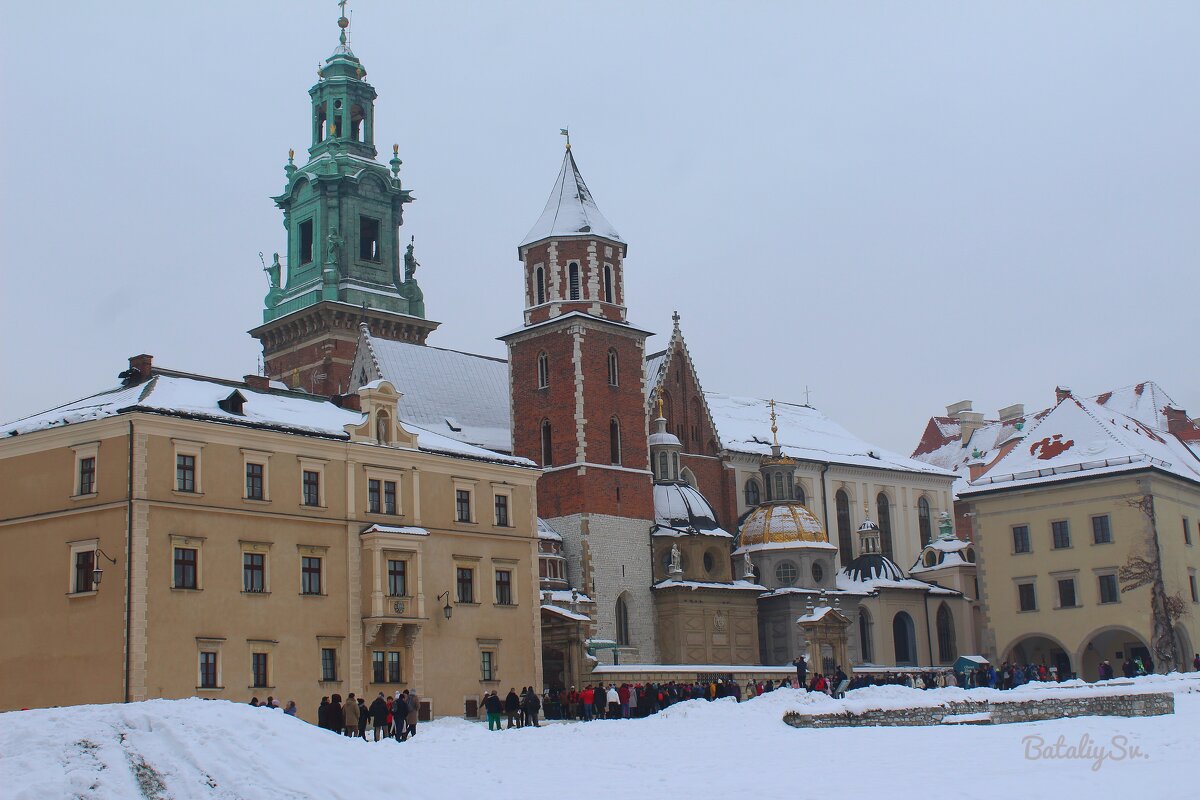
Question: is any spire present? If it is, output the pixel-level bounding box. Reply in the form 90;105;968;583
520;146;622;248
334;0;354;55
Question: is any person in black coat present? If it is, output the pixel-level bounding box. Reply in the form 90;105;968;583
522;688;541;727
792;654;808;690
392;693;410;741
368;692;390;741
317;696;331;730
505;689;521;729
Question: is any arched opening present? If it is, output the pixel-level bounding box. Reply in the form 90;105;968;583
835;490;852;565
680;467;697;488
795;482;806;506
877;493;894;560
1077;626;1152;681
936;603;956;663
568;262;580;300
964;547;976;563
603;264;614;302
657;452;668;481
315;105;328;143
773;472;785;501
615;594;630;646
892;611;917;665
922;550;937;567
859;608;873;662
607;349;619;386
376;411;390;444
671;452;679;479
350;103;365;141
918;496;932;547
1006;633;1073;681
537;352;549;389
1174;625;1193;672
535;266;546;305
744;479;760;507
609;418;621;465
540;419;553;467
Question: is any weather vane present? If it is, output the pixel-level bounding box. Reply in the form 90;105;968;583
769;399;779;445
560;127;571;151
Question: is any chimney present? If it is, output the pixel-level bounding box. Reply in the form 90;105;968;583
119;354;153;387
243;374;270;391
946;400;973;419
998;403;1025;424
959;411;985;444
1164;407;1192;436
1055;386;1072;404
332;393;361;411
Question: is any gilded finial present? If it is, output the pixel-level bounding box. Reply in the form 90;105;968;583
655;390;665;420
769;399;779;446
288;148;294;162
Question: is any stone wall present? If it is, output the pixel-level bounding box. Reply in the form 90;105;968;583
783;692;1174;728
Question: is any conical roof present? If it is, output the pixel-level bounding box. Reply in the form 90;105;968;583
520;149;622;248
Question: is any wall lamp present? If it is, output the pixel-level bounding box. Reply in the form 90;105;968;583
437;591;453;620
92;548;118;587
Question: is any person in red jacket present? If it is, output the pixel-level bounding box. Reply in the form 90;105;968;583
617;683;631;718
580;686;594;722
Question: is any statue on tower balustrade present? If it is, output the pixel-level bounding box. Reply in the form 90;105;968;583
398;236;425;317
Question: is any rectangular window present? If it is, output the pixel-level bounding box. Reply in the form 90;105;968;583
299;219;314;264
1190;573;1198;604
368;479;381;513
199;652;218;689
387;559;406;597
1012;525;1031;554
1018;582;1036;612
495;570;513;605
1057;578;1077;608
78;456;96;495
387;651;401;683
1099;574;1119;604
245;463;264;500
1091;515;1112;544
456;566;474;604
480;651;495;681
252;652;269;688
74;549;95;593
243;552;265;592
456;489;472;523
359;216;381;261
383;481;397;515
494;494;509;527
302;470;320;507
1051;520;1071;549
301;556;322;595
321;648;338;682
174;547;197;589
176;454;196;493
1186;518;1193;546
372;651;385;684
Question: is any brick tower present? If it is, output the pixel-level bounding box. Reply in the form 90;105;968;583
249;11;437;396
500;145;658;662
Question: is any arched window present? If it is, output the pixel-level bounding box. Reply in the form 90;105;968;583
918;496;932;547
893;611;916;665
745;479;760;507
315;105;328;143
858;609;873;662
795;482;806;505
609;418;621;465
607;349;619;386
540;419;553;467
671;452;679;479
774;473;785;501
657;452;668;480
877;493;894;560
376;411;390;444
836;490;852;565
350;104;365;141
568;262;580;300
936;603;956;663
615;595;630;646
603;264;614;302
535;266;546;305
537;352;549;389
680;467;696;487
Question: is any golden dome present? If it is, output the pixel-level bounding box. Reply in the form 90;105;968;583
739;503;829;548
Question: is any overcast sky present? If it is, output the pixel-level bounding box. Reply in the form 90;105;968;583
1;1;1196;454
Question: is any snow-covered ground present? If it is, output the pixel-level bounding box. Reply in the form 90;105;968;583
3;675;1196;799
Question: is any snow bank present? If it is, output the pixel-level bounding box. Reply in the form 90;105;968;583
3;675;1195;799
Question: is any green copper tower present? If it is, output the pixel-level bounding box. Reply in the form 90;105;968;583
251;8;437;396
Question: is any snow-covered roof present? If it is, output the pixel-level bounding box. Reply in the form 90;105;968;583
961;396;1200;494
652;579;767;592
544;588;593;604
1092;381;1178;431
361;334;512;454
797;605;835;624
644;350;669;401
520;149;622;248
2;373;532;468
651;483;733;538
361;524;430;536
541;604;591;622
537;518;563;541
706;393;953;477
837;555;960;595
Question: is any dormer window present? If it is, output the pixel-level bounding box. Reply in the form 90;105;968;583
218;390;246;416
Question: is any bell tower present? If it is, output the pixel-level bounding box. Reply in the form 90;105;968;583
501;142;658;661
250;7;437;396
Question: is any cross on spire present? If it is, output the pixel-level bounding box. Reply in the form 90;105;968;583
769;399;779;446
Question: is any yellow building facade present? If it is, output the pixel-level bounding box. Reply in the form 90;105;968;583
0;364;542;721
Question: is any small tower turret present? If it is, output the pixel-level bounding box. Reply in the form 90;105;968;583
759;400;798;502
649;391;683;482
